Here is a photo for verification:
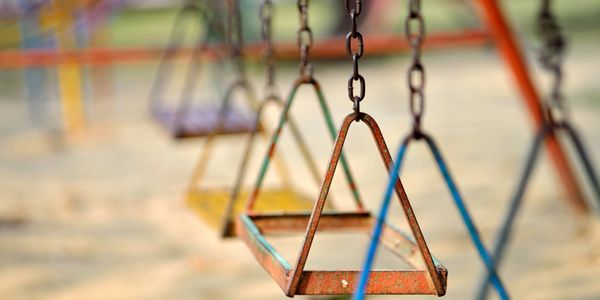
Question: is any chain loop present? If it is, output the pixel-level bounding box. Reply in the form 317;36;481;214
537;0;568;122
345;0;365;121
405;0;426;135
297;0;313;79
345;0;362;16
345;31;364;59
348;74;365;103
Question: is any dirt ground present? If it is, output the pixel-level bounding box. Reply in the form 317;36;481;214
1;36;600;299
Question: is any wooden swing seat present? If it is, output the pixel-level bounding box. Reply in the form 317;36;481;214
153;105;258;139
236;211;447;296
186;187;315;233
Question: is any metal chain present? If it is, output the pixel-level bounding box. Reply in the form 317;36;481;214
260;0;278;97
228;0;245;76
346;0;365;120
405;0;426;135
537;0;568;122
297;0;314;79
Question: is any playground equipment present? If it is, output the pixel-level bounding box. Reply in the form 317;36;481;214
12;0;117;133
227;0;598;297
185;0;329;237
354;0;507;298
237;1;447;296
148;0;258;139
475;1;600;299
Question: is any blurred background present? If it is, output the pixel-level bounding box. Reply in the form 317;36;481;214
1;0;599;299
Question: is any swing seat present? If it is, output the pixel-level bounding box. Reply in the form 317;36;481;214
186;187;315;235
153;105;258;139
236;211;447;296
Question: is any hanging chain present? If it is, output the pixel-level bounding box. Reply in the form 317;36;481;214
346;0;365;121
297;0;314;79
537;0;568;122
228;0;245;77
260;0;278;97
405;0;426;135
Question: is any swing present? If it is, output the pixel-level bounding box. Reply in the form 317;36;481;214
186;0;324;237
238;1;446;296
355;1;509;299
148;0;256;139
185;81;323;238
475;1;600;299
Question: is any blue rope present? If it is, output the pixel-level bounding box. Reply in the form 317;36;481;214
474;126;545;300
423;136;509;300
353;142;408;300
477;123;600;300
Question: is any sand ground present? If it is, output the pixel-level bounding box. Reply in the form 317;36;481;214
1;37;600;300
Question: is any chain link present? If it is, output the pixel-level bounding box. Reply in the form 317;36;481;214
346;0;365;120
405;0;426;135
297;0;314;78
260;0;278;97
537;0;568;122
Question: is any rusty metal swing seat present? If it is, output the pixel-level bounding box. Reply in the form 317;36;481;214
185;84;326;237
237;108;447;296
148;0;256;139
237;1;446;296
355;1;509;299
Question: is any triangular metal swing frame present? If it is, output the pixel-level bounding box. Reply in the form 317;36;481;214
186;84;328;237
148;0;256;139
188;77;362;237
237;112;447;297
475;119;600;300
355;130;508;299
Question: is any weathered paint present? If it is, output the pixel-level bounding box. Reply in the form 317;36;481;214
236;211;447;296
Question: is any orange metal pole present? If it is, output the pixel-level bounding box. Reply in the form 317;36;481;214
0;30;489;68
475;0;588;213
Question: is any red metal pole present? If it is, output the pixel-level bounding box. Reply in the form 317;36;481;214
475;0;588;214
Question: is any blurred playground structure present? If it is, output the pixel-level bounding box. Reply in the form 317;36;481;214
1;0;599;299
1;0;494;135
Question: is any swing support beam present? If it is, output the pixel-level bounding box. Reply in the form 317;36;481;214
475;0;589;214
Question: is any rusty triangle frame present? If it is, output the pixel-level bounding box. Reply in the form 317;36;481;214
149;0;256;139
237;112;447;297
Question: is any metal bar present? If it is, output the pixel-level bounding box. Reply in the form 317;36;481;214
287;112;324;189
475;0;588;214
236;214;290;292
186;80;269;195
147;3;199;111
475;124;549;300
357;133;510;299
237;212;446;296
171;43;207;136
245;79;303;211
245;78;364;211
0;30;490;68
312;80;364;210
354;138;410;300
421;133;509;300
562;123;600;205
219;96;264;237
286;112;353;296
476;122;600;299
220;95;322;237
298;270;438;295
249;211;372;233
